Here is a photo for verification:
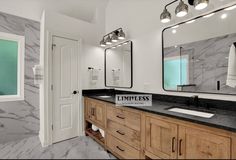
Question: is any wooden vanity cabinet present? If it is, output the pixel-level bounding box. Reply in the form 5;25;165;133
178;126;231;159
84;98;106;129
84;97;235;160
144;114;233;159
145;116;178;159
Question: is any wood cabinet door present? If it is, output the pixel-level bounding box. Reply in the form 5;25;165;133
85;99;95;121
178;126;231;159
145;116;178;159
94;102;106;128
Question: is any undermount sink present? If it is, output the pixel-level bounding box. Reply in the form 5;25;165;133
98;95;112;98
168;107;215;118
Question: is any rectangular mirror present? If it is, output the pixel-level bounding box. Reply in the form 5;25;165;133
105;41;133;88
163;5;236;95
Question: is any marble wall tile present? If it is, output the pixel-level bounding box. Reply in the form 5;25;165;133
0;12;40;144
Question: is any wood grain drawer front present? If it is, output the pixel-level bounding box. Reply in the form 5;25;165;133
107;120;141;150
107;133;140;159
107;106;141;131
178;126;231;159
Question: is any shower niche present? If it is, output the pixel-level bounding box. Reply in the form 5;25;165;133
162;5;236;95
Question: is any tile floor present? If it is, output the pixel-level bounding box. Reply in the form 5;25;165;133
0;136;115;159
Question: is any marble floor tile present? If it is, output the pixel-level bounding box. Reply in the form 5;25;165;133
0;136;115;159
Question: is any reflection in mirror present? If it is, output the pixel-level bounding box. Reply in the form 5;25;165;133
105;41;132;88
163;5;236;94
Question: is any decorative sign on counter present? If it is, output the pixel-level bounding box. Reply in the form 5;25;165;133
115;94;152;107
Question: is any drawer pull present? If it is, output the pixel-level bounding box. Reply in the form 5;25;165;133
116;115;125;119
179;139;183;156
116;130;125;136
172;137;176;153
116;146;125;152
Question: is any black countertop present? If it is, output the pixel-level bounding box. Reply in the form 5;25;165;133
85;95;236;132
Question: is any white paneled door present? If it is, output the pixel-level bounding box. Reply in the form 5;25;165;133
52;36;79;143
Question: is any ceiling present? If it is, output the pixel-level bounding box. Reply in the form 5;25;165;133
0;0;234;23
0;0;109;22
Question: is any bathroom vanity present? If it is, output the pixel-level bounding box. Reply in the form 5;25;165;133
83;90;236;159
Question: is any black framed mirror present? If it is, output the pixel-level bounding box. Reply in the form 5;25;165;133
162;4;236;95
105;41;133;88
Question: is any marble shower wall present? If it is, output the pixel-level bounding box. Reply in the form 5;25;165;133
164;33;236;94
0;12;40;144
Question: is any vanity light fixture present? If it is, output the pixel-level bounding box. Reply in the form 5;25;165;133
167;3;236;32
160;8;172;23
100;38;106;47
118;29;126;40
161;0;210;23
160;0;177;23
100;28;126;47
105;36;112;45
194;0;209;10
111;32;119;42
176;0;189;17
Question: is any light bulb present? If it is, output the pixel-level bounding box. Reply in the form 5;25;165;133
194;0;209;10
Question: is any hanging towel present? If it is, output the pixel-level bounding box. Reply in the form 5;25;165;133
113;69;120;85
90;69;99;85
226;44;236;88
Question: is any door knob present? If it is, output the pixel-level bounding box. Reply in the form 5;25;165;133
72;91;79;95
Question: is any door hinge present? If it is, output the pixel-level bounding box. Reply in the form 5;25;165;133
52;125;54;130
52;44;56;50
51;85;53;91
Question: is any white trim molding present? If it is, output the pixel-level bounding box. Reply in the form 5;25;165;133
0;32;25;102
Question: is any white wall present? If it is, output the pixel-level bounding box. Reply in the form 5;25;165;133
81;44;105;89
105;0;236;101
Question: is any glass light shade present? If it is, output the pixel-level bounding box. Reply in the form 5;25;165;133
100;38;106;47
111;32;118;42
175;0;188;17
118;30;125;40
194;0;209;10
105;36;112;45
160;8;171;23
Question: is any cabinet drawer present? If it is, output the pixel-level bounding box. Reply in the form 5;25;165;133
106;133;140;159
107;105;141;131
107;120;140;150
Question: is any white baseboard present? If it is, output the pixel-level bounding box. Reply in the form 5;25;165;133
39;132;49;147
